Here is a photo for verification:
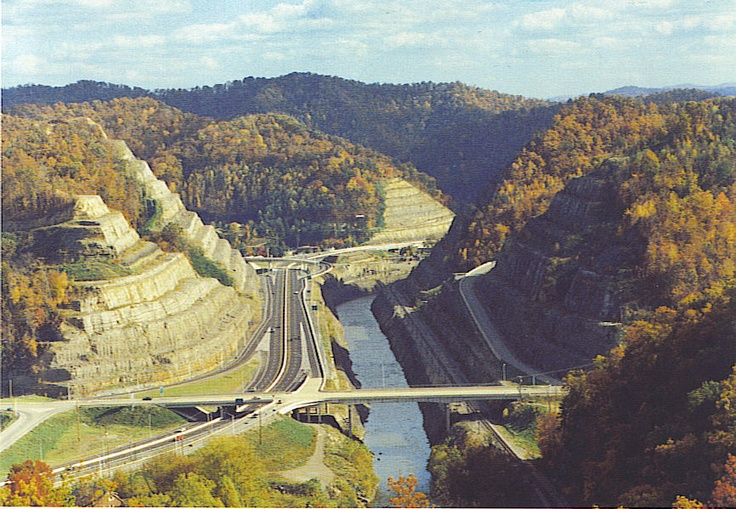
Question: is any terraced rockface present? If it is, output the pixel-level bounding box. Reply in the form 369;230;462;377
35;195;257;396
374;167;637;404
370;178;455;244
111;140;259;296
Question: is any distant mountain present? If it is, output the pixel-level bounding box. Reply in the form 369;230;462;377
604;83;736;98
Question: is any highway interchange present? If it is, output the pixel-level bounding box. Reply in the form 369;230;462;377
1;253;562;485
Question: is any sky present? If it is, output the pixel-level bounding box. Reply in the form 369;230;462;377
2;0;735;99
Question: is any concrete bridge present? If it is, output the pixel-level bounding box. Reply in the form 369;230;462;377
69;382;561;413
285;384;562;406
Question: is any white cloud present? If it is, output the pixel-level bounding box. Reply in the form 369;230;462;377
113;35;165;49
238;13;283;34
385;31;442;49
175;22;240;43
73;0;114;7
200;56;219;70
591;36;639;50
518;8;567;30
527;38;582;54
654;21;674;35
568;4;612;22
1;0;733;97
8;54;45;75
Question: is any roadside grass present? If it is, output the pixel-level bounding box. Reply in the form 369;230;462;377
245;417;316;472
0;407;186;474
136;357;260;398
0;410;17;432
0;395;55;404
495;423;540;458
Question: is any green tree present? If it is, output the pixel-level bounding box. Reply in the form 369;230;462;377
169;472;223;507
216;475;242;508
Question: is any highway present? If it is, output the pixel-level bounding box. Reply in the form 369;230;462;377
1;253;567;495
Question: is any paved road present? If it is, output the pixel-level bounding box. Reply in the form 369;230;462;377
458;262;562;385
0;401;75;454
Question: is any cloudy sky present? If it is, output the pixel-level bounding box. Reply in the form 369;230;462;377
2;0;734;98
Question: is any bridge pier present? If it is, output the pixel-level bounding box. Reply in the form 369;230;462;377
444;403;451;435
347;405;352;438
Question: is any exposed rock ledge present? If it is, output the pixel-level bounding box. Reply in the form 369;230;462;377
35;193;257;396
370;178;455;244
110;140;258;296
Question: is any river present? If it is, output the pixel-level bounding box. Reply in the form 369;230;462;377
336;296;432;507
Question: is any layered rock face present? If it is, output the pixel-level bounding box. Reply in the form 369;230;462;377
33;196;140;262
474;170;636;371
38;193;256;395
370;178;455;244
110;140;258;295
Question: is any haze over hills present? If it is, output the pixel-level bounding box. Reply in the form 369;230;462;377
605;82;736;98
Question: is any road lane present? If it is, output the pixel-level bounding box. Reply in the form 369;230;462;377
0;401;75;453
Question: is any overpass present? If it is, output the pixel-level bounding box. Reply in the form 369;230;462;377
67;382;561;413
287;384;562;406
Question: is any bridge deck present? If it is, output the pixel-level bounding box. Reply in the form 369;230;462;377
75;384;563;409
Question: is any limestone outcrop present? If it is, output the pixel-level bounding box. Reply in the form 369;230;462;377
369;178;455;244
110;140;258;295
32;196;140;263
35;193;257;395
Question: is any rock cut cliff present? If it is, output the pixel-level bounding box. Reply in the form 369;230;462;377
110;140;259;296
370;178;455;244
27;134;263;395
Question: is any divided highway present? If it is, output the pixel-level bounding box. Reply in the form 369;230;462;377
1;255;564;493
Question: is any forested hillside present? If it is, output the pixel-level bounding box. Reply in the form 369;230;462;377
8;98;443;248
3;74;557;203
402;94;736;506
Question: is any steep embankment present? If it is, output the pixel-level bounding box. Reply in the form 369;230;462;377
37;194;257;395
320;177;455;309
369;178;455;244
110;139;259;295
473;166;628;372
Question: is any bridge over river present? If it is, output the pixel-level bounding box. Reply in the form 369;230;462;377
69;380;561;411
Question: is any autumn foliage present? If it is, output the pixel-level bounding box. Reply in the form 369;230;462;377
7;98;444;248
0;460;73;506
387;474;432;508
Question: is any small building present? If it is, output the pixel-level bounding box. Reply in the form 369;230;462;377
93;491;123;507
